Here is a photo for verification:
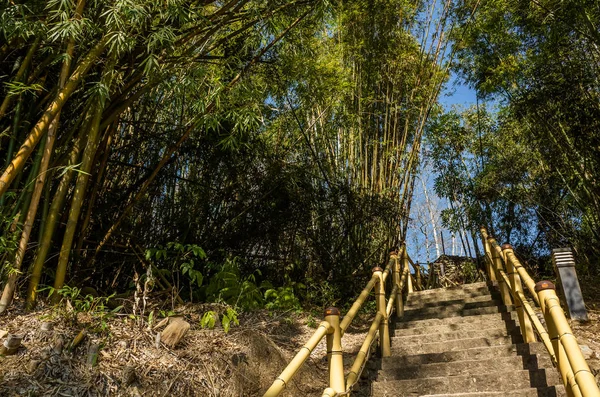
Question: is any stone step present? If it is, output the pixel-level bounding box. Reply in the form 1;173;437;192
379;356;557;381
372;369;559;396
416;386;567;397
408;282;488;297
406;287;493;305
381;352;554;373
391;326;520;345
402;303;514;321
384;342;550;367
405;294;499;310
393;312;518;334
390;336;518;356
404;299;500;317
392;319;518;337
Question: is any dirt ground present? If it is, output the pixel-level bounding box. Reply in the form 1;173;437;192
1;278;600;396
0;299;375;397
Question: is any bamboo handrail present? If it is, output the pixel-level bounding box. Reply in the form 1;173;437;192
480;226;600;397
345;311;383;391
498;270;556;364
340;273;378;334
263;248;413;397
264;321;332;397
504;248;540;305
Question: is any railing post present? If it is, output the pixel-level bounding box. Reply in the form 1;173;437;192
324;307;345;394
414;263;422;290
479;226;496;282
502;244;536;343
536;282;581;397
373;267;391;357
391;249;403;317
487;236;512;306
536;282;600;397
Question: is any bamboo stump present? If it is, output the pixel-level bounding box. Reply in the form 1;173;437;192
0;334;22;355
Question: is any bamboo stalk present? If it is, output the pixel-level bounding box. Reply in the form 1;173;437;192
0;37;107;198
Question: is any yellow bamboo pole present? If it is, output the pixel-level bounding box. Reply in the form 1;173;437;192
263;321;331;397
340;273;378;334
536;282;580;397
321;388;337;397
325;307;345;394
479;226;496;281
537;282;600;397
346;312;383;391
504;248;540;305
502;244;535;343
487;236;512;306
373;267;391;357
393;249;403;316
386;284;399;317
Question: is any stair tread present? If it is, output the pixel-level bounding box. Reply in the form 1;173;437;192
372;369;560;395
369;284;562;397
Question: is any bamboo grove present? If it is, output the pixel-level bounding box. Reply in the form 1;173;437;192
0;1;450;312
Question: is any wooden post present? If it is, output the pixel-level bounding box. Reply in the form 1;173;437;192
502;244;535;343
325;307;345;393
373;267;390;357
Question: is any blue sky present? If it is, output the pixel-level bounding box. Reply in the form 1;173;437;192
404;71;479;265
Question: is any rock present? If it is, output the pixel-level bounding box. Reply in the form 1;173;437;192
40;322;53;332
160;317;190;348
580;344;595;360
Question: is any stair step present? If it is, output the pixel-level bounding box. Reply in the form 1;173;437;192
406;294;499;310
392;326;519;345
384;342;550;367
417;386;567;397
404;299;500;316
408;282;488;297
393;319;518;337
402;304;514;321
396;311;517;329
372;369;559;395
381;352;554;372
391;336;518;356
379;356;554;380
407;288;493;305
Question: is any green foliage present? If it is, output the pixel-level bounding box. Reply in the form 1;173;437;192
200;307;239;333
46;285;122;332
204;257;263;310
145;243;206;292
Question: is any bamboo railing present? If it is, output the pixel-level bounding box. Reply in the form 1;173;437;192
480;227;600;397
263;245;413;397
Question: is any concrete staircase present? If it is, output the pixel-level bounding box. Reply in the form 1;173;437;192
371;281;566;396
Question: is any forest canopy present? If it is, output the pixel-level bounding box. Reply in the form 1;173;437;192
0;0;598;314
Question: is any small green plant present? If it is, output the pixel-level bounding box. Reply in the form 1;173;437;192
200;307;239;333
145;242;207;301
262;275;304;311
305;314;318;328
45;285;122;332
